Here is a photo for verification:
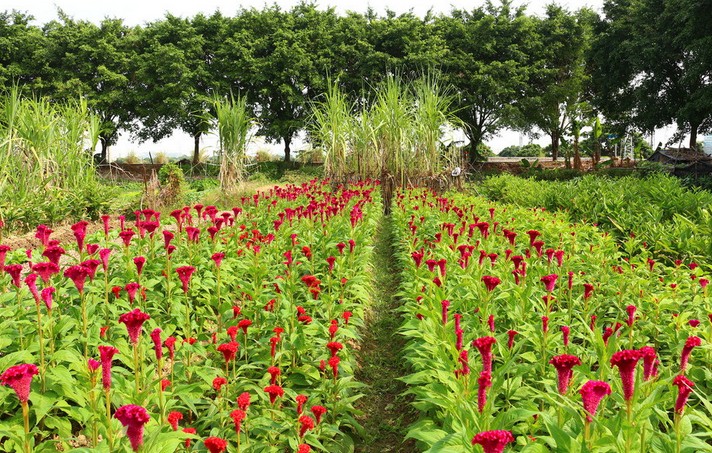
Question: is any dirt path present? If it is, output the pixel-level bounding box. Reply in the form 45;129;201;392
354;215;417;452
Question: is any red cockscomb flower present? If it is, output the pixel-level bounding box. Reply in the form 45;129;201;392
310;405;327;424
164;337;176;360
64;265;89;294
176;266;196;294
540;274;558;292
217;342;239;364
296;394;308;415
150;328;163;361
299;415;315;438
298;444;311;453
213;377;227;392
98;345;119;390
580;380;611;422
264;384;284;404
182;427;197;448
1;363;38;403
673;375;694;415
482;275;501;292
118;309;151;345
167;411;183;431
204;436;228;453
477;371;492;413
549;354;581;395
471;430;514;453
237;392;251;411
639;346;658;381
237;319;252;334
680;336;702;372
230;409;246;433
326;341;343;357
626;305;637;327
473;336;497;374
114;404;150;452
610;350;641;402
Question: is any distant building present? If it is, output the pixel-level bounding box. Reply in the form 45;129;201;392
647;148;712;174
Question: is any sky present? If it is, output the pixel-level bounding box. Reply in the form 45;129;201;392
9;0;680;160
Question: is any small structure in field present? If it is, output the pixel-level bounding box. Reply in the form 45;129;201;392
647;148;712;175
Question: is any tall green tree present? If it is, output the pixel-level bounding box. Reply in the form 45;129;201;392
521;5;591;161
39;13;134;161
0;11;46;91
437;1;536;166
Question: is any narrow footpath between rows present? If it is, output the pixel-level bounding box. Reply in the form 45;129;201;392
354;215;417;452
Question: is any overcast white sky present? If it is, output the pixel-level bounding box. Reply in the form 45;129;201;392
9;0;680;159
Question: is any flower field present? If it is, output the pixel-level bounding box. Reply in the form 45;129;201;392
1;180;712;452
393;188;712;452
0;180;380;452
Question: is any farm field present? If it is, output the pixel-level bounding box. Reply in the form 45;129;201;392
1;178;711;452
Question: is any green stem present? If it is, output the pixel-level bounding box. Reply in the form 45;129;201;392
36;304;45;392
22;401;30;453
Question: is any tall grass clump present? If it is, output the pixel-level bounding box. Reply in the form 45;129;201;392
0;87;108;231
310;73;462;189
212;93;254;192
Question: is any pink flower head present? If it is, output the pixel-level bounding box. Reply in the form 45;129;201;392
35;224;53;247
549;354;581;395
473;336;497;374
1;363;38;403
477;371;492;413
98;345;119;390
133;256;146;276
639;346;658;381
540;274;558;292
204;436;228;453
264;384;284;405
64;265;89;294
99;248;112;272
4;264;23;288
583;283;594;300
125;282;140;305
610;349;642;401
118;309;151;345
32;261;59;283
626;305;637;327
507;330;518;349
560;325;570;347
471;430;515;453
211;252;225;268
580;380;611;422
673;375;695;414
71;220;89;253
42;245;65;266
311;405;327;424
542;316;549;333
441;300;450;324
150;328;163;360
176;266;196;294
167;411;183;430
482;275;501;292
88;359;101;373
114;405;150;452
680;336;702;372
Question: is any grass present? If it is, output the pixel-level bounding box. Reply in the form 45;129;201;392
354;214;417;452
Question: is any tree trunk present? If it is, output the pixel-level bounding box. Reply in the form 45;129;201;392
283;135;292;163
551;132;559;161
192;133;201;165
689;124;698;151
573;133;582;171
467;131;483;169
593;140;601;166
100;138;108;164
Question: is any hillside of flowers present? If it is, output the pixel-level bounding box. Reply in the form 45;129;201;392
0;180;380;453
392;188;712;452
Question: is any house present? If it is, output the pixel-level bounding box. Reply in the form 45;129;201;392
647;148;712;175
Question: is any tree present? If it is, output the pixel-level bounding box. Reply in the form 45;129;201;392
133;13;224;164
521;5;591;161
0;11;46;91
436;1;537;167
499;143;546;157
39;13;135;161
589;0;712;149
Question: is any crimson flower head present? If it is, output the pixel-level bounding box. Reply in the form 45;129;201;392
176;266;196;294
237;319;252;334
639;346;658;381
88;359;101;373
217;341;239;364
125;282;140;305
580;380;611;422
182;427;197;448
133;256;146;276
507;330;518;349
230;409;246;433
471;430;515;453
98;345;119;390
583;283;594;300
64;265;89;294
213;377;227;392
328;355;340;378
164;337;176;360
610;349;642;401
167;411;183;430
549;354;581;395
150;328;163;360
680;336;702;372
326;341;343;357
482;275;501;292
114;404;150;452
473;336;497;374
237;392;251;411
42;245;65;266
626;305;637;327
540;274;558;292
477;371;492;413
296;394;308;415
71;220;89;252
299;415;315;438
118;309;151;345
560;325;570;347
298;444;311;453
211;252;225;268
204;436;228;453
267;366;281;384
1;363;38;403
673;375;694;414
311;405;327;424
441;300;450;324
264;384;284;404
32;261;59;283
